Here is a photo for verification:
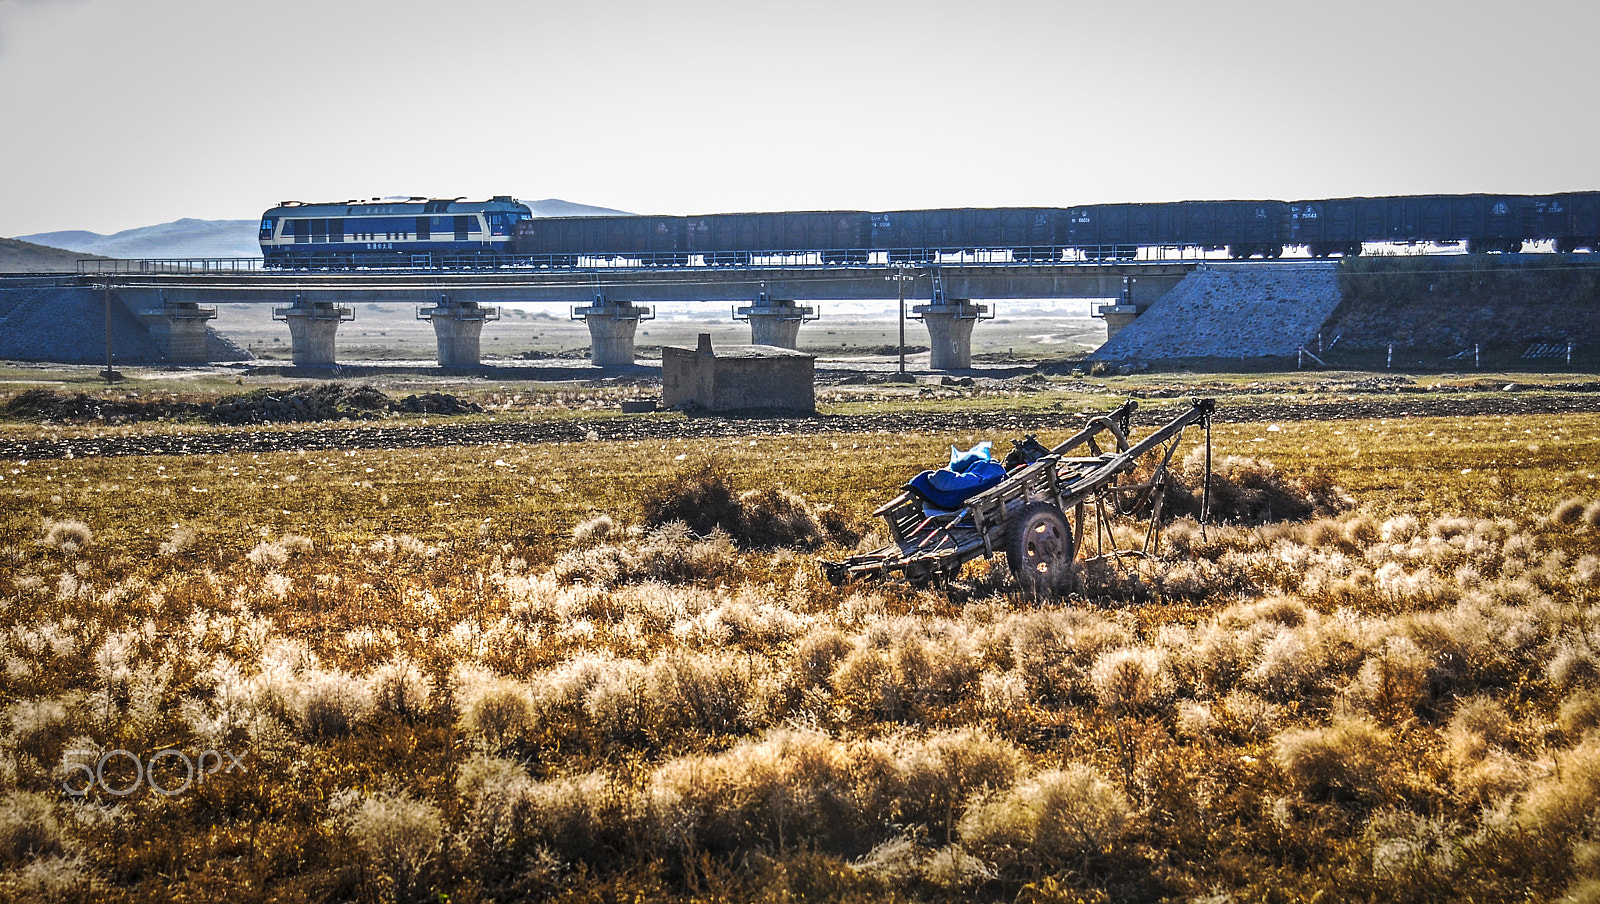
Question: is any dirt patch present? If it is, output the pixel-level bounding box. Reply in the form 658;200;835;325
5;391;1600;461
3;383;480;428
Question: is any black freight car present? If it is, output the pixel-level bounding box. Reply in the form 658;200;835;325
514;215;686;266
1060;200;1292;259
871;209;972;262
1291;197;1403;257
1293;194;1559;256
1555;193;1600;252
686;211;870;265
1060;204;1170;260
867;208;1056;262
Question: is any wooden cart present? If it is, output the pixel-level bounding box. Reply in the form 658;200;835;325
822;398;1216;592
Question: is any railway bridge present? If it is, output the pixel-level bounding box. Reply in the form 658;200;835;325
73;258;1214;367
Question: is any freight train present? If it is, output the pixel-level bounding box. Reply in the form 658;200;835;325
258;196;531;267
260;193;1600;268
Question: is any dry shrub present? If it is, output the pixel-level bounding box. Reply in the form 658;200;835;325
736;487;825;550
851;835;993;888
1561;691;1600;738
868;730;1024;843
580;658;650;742
792;627;853;689
644;651;764;736
452;665;535;752
1075;556;1154;604
1001;609;1131;705
646;729;861;855
1344;514;1381;547
1365;808;1465;892
1159;620;1256;698
1516;731;1600;836
293;670;375;740
552;522;740;587
37;519;91;553
1220;595;1310;630
245;534;313;567
516;771;621;865
366;534;438;562
1547;635;1600;691
1164;449;1350;525
1551;498;1589;526
639;464;745;539
0;853;95;901
1345;636;1432;723
1246;625;1324;702
157;524;198;557
979;669;1030;719
0;791;64;867
5;698;75;774
958;763;1137;872
1574;556;1600;589
1091;647;1170;714
571;514;617;547
370;657;433;721
1568;843;1600;904
639;465;841;550
829;619;981;723
1273;717;1394;805
1448;695;1513;751
456;756;626;869
329;789;442;903
1442;696;1528;804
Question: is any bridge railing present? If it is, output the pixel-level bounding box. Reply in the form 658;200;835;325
77;258;269;275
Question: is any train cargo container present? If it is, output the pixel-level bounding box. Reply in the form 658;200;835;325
1291;196;1405;256
687;211;869;264
514;215;686;265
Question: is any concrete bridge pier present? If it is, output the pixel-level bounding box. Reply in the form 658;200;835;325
272;295;354;366
572;297;654;367
417;295;499;367
135;295;216;363
733;293;816;349
1096;274;1176;342
912;298;991;369
1098;304;1142;341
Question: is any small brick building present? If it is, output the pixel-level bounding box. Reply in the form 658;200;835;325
662;334;815;413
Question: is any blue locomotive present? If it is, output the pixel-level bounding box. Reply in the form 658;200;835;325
259;196;532;267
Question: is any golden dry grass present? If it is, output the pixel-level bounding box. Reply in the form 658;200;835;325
0;409;1598;902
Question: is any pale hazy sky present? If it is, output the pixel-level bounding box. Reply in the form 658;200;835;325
1;0;1594;237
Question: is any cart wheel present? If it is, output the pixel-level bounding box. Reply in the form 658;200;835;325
1008;502;1075;597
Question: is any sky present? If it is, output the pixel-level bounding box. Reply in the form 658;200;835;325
1;0;1596;237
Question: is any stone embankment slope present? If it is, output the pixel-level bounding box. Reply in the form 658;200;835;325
0;285;249;364
1090;263;1343;362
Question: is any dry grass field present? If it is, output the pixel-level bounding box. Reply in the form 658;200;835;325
1;380;1599;903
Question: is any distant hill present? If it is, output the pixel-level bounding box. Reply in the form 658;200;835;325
0;237;112;273
19;218;261;259
523;198;631;218
13;199;632;261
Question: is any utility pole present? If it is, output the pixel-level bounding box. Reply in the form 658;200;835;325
99;284;120;384
888;264;915;375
